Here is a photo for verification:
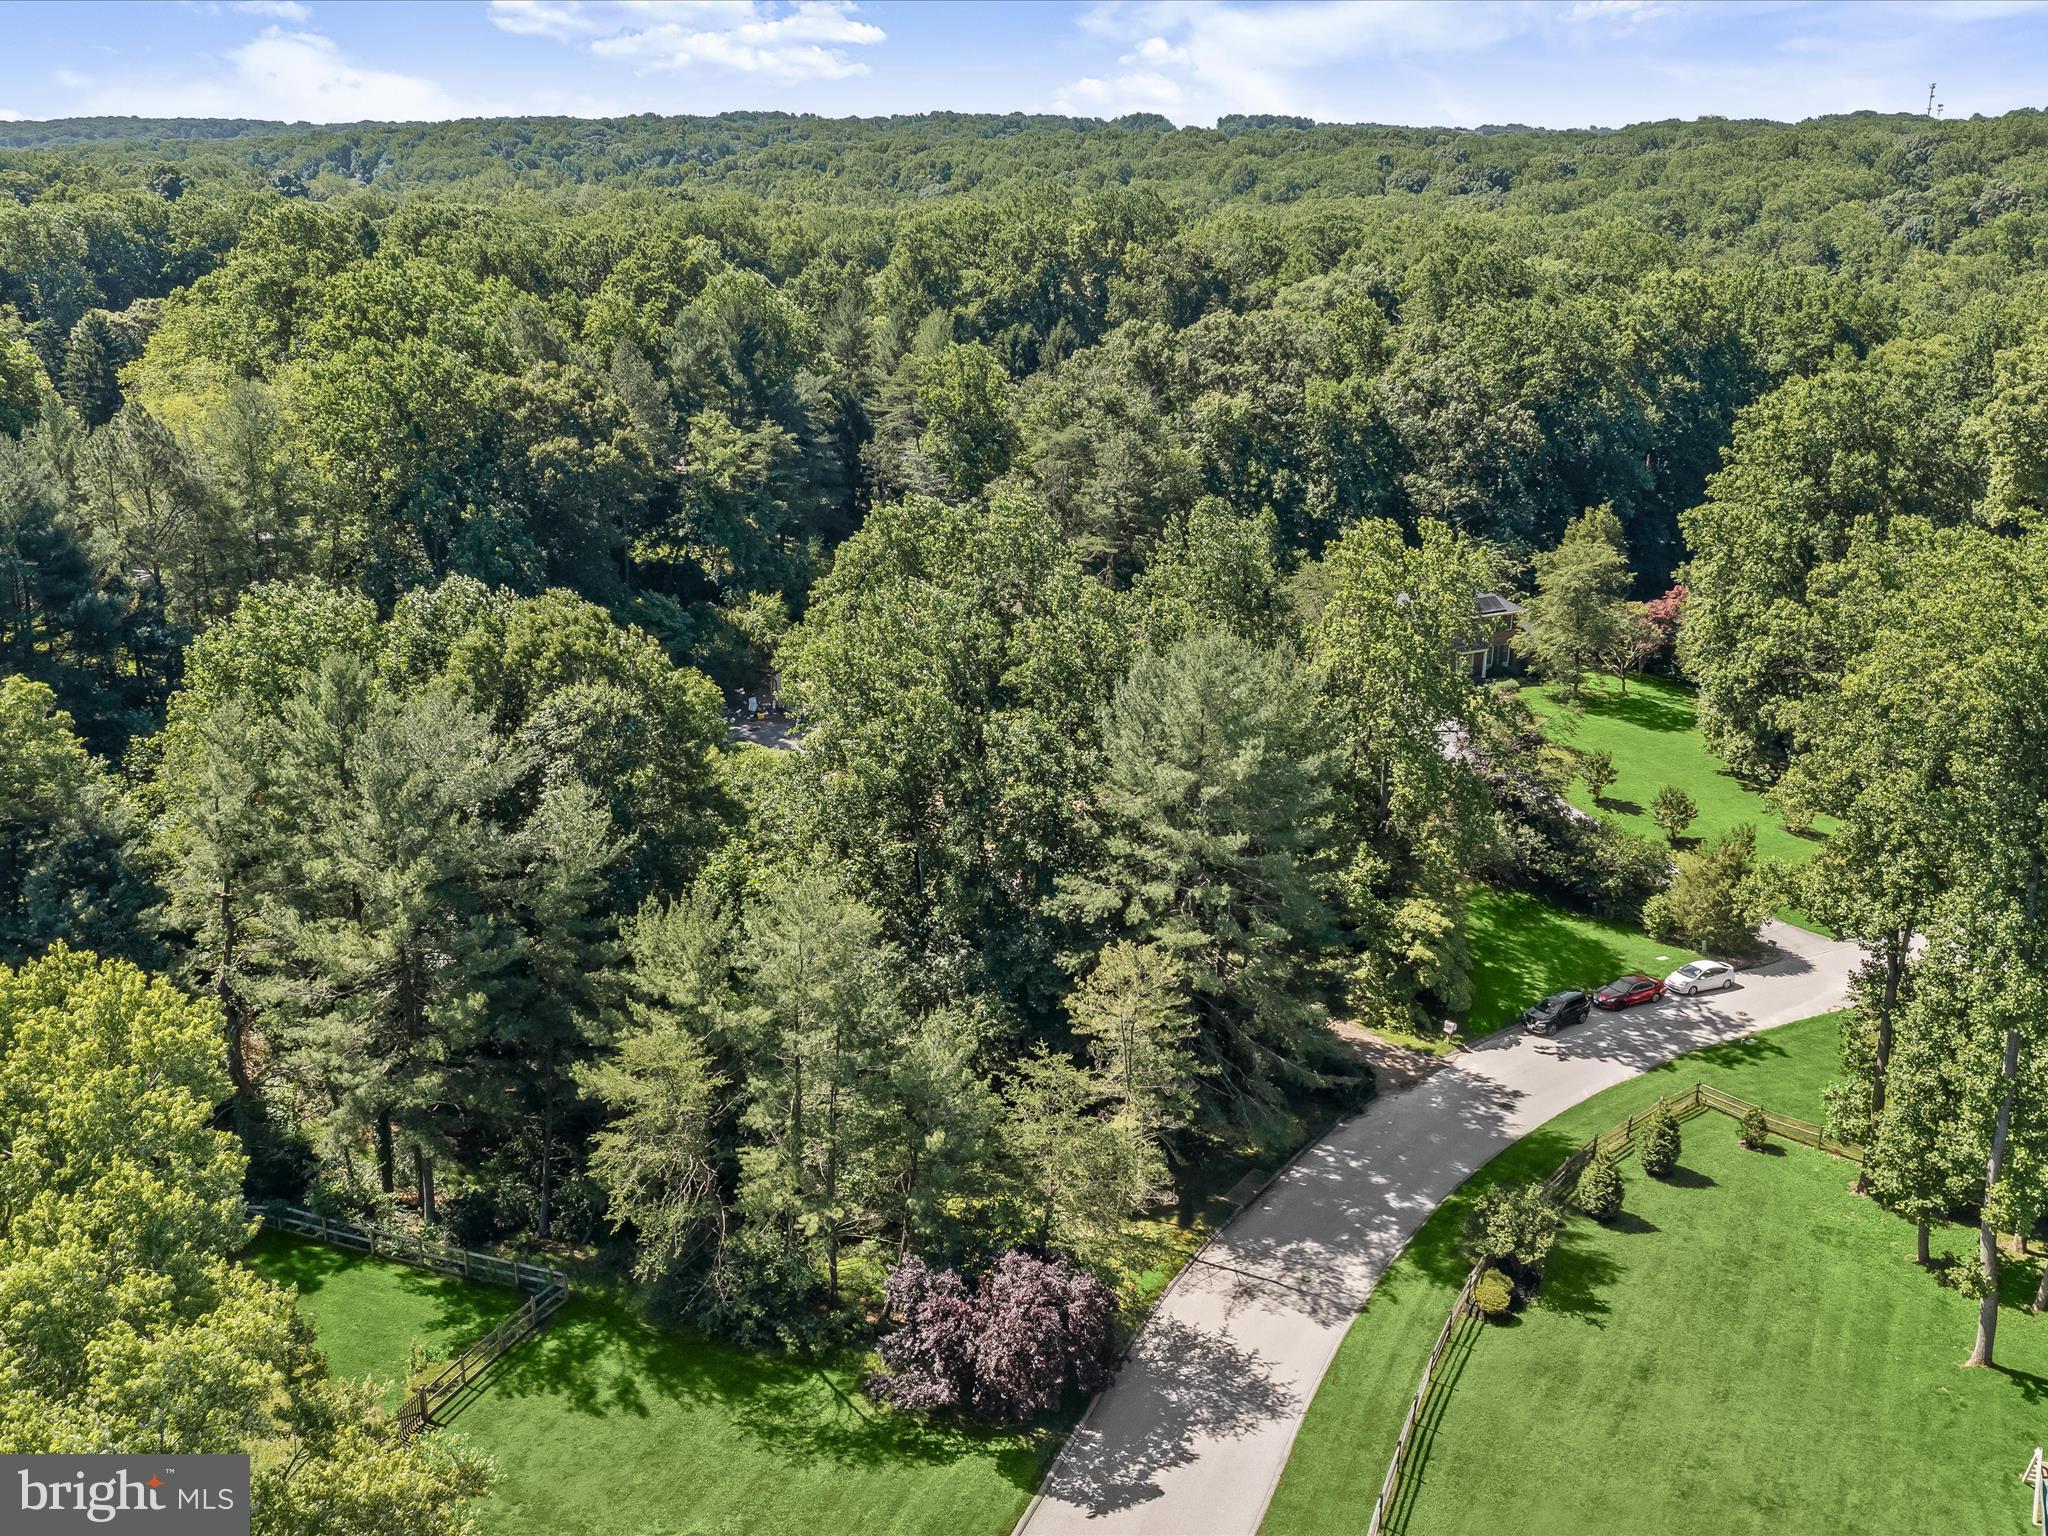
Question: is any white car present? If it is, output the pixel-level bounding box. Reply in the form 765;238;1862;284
1665;959;1736;996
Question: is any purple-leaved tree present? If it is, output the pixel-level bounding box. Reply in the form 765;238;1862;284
869;1250;1117;1423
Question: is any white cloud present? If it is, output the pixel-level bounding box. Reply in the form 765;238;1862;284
1057;2;1538;122
80;27;472;121
0;109;22;122
179;0;315;18
493;1;884;80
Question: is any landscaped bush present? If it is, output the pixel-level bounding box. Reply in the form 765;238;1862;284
867;1251;1118;1424
1459;1182;1566;1284
1472;1265;1515;1319
1638;1106;1681;1178
1574;1152;1623;1222
1739;1106;1771;1150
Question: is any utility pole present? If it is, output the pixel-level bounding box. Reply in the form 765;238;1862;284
1926;82;1937;116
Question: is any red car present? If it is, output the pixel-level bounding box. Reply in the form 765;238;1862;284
1594;973;1665;1010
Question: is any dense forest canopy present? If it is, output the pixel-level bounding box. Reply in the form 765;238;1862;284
9;101;2048;1480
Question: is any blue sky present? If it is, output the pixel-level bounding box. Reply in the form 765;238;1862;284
2;1;2044;130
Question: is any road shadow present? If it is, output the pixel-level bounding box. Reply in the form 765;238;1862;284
1034;1313;1299;1516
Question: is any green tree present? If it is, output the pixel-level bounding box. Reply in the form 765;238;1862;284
263;660;526;1215
1459;1183;1565;1277
1573;1152;1623;1221
736;871;899;1303
781;491;1127;1016
1000;1045;1166;1270
1578;748;1617;805
579;898;731;1291
0;948;490;1530
1307;517;1504;1029
1515;504;1633;698
1638;1105;1680;1178
1650;784;1697;844
1643;824;1773;956
875;1007;1001;1262
1068;940;1200;1138
1062;632;1335;1135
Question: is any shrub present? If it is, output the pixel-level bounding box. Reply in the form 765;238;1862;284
1644;824;1774;956
1651;784;1697;843
1460;1182;1565;1281
1739;1105;1771;1150
1472;1266;1515;1319
441;1187;501;1247
1574;1152;1623;1222
868;1250;1119;1424
1638;1106;1680;1179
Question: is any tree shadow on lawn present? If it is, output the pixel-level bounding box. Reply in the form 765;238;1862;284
244;1232;513;1350
1384;1313;1482;1536
1466;896;1665;1031
453;1294;1054;1487
1659;1165;1718;1190
1536;1229;1620;1328
1576;682;1695;735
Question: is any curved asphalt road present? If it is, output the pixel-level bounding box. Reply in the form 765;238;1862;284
1016;920;1861;1536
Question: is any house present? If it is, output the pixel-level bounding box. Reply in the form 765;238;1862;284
1458;592;1523;680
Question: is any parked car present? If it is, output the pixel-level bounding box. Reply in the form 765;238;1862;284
1519;989;1591;1035
1594;973;1665;1010
1665;959;1736;996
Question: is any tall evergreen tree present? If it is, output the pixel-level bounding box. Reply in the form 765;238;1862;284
1061;631;1336;1135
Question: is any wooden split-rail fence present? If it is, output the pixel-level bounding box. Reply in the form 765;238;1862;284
246;1201;572;1440
1361;1083;1861;1536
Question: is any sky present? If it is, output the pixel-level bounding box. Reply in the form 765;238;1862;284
1;1;2045;132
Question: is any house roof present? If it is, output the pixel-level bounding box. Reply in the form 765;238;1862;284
1475;591;1523;618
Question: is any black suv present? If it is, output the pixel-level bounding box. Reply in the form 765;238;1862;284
1519;989;1591;1035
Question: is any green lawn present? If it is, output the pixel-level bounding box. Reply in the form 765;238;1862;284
1460;888;1698;1043
1261;1010;1849;1536
242;1229;517;1408
447;1295;1053;1536
1523;673;1833;872
244;1231;1057;1536
1387;1116;2048;1536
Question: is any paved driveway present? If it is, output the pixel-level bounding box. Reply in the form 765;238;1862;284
1016;920;1861;1536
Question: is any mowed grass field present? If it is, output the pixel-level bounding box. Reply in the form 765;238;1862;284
449;1295;1053;1536
242;1229;515;1408
1384;1116;2048;1536
1522;673;1833;872
242;1232;1055;1536
1461;888;1698;1043
1261;1011;1847;1536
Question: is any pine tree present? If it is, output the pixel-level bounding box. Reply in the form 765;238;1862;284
578;886;736;1287
1060;632;1336;1135
263;659;526;1216
736;871;900;1302
1068;940;1199;1138
486;782;624;1239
